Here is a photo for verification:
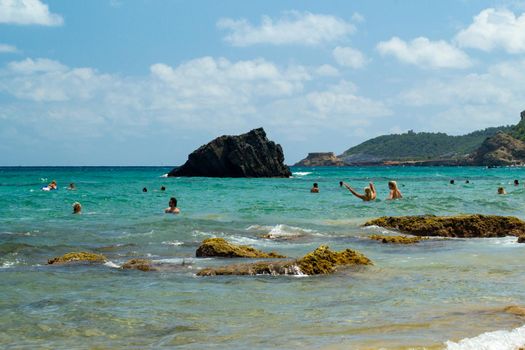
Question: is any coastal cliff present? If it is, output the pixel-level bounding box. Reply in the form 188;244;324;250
168;128;291;178
294;152;344;167
469;132;525;166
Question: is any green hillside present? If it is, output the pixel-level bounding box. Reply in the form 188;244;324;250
511;112;525;141
340;126;513;163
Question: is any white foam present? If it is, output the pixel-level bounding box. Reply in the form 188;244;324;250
162;240;183;246
445;324;525;350
160;173;168;178
292;172;312;176
103;261;121;269
246;224;314;238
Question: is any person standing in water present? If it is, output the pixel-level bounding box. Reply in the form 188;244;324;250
498;187;507;195
387;181;403;200
340;181;376;201
72;202;82;214
165;197;180;214
310;183;319;193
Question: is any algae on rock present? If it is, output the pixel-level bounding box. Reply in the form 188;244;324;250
48;251;108;265
121;258;156;271
364;214;525;238
197;245;372;276
369;234;424;244
196;238;286;258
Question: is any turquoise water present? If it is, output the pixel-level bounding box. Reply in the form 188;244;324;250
1;166;525;349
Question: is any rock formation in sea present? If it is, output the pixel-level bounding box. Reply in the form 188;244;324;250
168;128;291;178
47;251;108;265
121;258;157;271
196;245;372;276
364;214;525;238
195;238;286;258
469;131;525;166
368;234;424;244
293;152;345;167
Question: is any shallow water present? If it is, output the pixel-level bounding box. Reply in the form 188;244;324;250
1;166;525;349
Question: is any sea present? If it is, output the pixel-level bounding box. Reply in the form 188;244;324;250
1;166;524;350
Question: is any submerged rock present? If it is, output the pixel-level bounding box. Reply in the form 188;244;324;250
293;152;345;167
518;235;525;243
364;214;525;238
168;128;291;178
368;234;424;244
47;251;108;265
504;305;525;317
196;238;286;258
121;258;157;272
196;245;372;276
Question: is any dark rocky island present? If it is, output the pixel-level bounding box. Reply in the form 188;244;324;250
168;128;291;178
470;131;525;166
293;152;345;167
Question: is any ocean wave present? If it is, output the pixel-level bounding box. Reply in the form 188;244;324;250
292;172;312;176
103;261;121;269
161;240;184;246
246;224;315;239
445;324;525;349
160;173;168;178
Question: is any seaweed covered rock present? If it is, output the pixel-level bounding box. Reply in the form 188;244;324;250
196;245;372;276
518;235;525;243
121;258;156;272
504;305;525;317
168;128;291;178
364;214;525;238
48;252;108;265
196;238;286;258
369;234;423;244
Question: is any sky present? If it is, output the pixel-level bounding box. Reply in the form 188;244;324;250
1;0;525;165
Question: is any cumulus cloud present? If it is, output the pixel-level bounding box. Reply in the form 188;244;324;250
377;36;472;69
217;11;355;46
0;0;63;26
455;8;525;53
0;44;18;53
332;46;367;68
315;64;339;77
397;59;525;132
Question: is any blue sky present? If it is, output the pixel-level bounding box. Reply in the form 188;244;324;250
1;0;525;165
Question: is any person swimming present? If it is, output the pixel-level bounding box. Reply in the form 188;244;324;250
341;181;376;201
165;197;180;214
72;202;82;214
160;186;166;191
48;180;57;190
514;179;519;186
498;187;507;195
310;183;319;193
68;183;76;190
143;187;148;193
387;181;403;200
450;179;455;185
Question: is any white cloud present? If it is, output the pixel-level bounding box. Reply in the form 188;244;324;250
217;11;355;46
332;46;367;68
455;8;525;53
0;44;18;53
377;36;472;69
397;59;525;133
0;0;63;26
315;64;339;77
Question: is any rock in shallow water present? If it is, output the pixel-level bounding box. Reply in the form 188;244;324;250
195;238;286;258
47;252;108;265
368;234;424;244
168;128;291;178
364;214;525;238
121;258;157;271
196;245;372;276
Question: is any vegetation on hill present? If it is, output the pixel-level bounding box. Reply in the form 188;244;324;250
340;126;513;162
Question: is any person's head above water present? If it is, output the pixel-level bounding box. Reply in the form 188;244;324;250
311;183;319;193
72;202;81;214
450;179;455;185
514;179;519;186
498;187;506;195
388;181;398;190
142;187;147;193
169;197;177;207
364;187;373;199
160;186;166;191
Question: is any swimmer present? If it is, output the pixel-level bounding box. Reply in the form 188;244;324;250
160;186;166;191
48;180;57;190
498;187;506;195
142;187;148;193
465;180;470;184
68;183;76;190
341;181;376;201
72;202;82;214
387;181;403;200
310;183;319;193
450;179;455;185
165;197;180;214
514;180;519;186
